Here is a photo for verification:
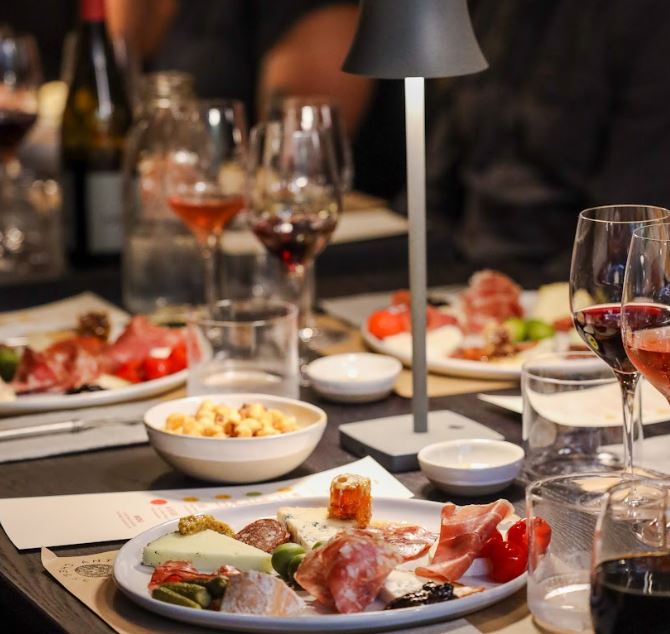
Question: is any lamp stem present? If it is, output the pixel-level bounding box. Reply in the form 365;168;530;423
405;76;428;434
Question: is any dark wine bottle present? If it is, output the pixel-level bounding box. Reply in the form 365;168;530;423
61;0;131;265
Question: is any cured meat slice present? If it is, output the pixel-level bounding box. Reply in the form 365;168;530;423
103;316;184;369
415;500;513;582
366;523;437;561
235;519;291;553
461;270;523;334
148;560;238;591
294;529;402;613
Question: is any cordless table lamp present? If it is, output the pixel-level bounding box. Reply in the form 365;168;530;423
339;0;489;471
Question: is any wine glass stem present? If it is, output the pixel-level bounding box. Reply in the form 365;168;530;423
287;264;314;340
616;371;640;475
201;233;219;316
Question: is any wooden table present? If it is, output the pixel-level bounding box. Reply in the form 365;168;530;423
0;389;522;633
0;256;541;633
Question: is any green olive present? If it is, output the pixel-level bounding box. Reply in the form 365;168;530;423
503;318;528;342
271;543;305;578
312;541;325;550
526;319;556;341
287;553;306;584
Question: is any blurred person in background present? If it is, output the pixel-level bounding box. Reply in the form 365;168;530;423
106;0;406;199
418;0;670;278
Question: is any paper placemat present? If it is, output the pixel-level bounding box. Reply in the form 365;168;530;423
479;380;670;427
42;548;541;634
0;457;411;550
314;315;515;398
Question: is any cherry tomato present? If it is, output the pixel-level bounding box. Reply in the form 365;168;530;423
488;541;527;583
479;530;503;558
507;518;552;555
391;289;411;306
114;360;143;383
168;342;188;373
143;356;171;381
367;308;407;339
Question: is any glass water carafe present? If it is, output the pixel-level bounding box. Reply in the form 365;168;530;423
122;71;203;314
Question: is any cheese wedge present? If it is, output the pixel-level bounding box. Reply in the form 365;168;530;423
142;529;272;573
379;569;425;603
276;507;355;550
220;570;305;616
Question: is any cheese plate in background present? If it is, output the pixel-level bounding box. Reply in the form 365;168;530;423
362;287;574;381
114;496;526;633
478;379;670;427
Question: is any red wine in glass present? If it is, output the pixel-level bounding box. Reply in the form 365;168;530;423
168;193;245;240
573;304;636;373
0;109;37;157
253;211;338;271
623;303;670;400
590;553;670;633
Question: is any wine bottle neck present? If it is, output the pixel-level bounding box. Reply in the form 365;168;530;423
80;0;105;23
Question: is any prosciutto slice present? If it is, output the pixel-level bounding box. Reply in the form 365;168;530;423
366;523;437;562
415;500;513;582
102;316;184;369
461;270;523;333
294;529;402;613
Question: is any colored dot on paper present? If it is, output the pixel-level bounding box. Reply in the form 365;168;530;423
182;496;199;502
277;486;293;492
150;499;168;505
215;494;231;500
245;491;262;497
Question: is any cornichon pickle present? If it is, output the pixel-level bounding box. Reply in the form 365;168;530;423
152;586;202;609
160;582;212;607
204;575;228;598
272;542;305;577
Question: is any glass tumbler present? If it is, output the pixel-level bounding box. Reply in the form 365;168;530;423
526;473;621;634
187;299;299;399
522;352;630;478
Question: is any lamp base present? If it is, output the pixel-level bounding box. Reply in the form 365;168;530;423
339;410;504;472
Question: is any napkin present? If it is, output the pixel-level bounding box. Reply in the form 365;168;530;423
42;548;540;634
0;388;184;464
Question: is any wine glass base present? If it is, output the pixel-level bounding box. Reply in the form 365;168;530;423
299;324;349;348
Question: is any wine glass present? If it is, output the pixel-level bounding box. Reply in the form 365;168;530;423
0;30;41;178
274;96;354;193
590;477;670;633
165;99;247;315
622;221;670;406
570;205;670;475
248;121;341;360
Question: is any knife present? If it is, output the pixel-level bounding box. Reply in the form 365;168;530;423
0;417;143;442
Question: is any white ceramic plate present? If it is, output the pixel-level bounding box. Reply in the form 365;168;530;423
0;368;187;416
113;496;526;633
362;291;565;380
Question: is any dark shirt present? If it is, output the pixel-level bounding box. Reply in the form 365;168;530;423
425;0;670;275
149;0;406;199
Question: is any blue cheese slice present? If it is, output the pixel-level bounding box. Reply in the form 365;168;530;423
142;529;272;572
276;507;355;550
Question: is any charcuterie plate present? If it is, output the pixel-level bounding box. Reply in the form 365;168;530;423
114;496;526;632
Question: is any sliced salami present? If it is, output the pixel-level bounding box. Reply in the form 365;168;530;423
235;519;291;553
295;529;402;614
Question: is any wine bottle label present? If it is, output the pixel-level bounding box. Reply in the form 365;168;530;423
86;172;123;254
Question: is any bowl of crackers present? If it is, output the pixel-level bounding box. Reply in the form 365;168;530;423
144;394;327;483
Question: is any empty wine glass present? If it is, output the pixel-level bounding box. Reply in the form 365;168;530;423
0;30;41;179
165;99;247;315
274;96;353;192
570;205;670;475
248;121;341;365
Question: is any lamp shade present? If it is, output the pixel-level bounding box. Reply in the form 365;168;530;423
343;0;487;79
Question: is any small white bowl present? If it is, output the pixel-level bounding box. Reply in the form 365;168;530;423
418;439;524;496
306;353;402;403
144;394;327;483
